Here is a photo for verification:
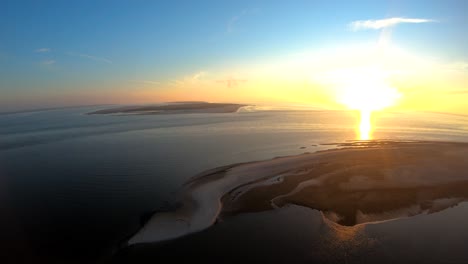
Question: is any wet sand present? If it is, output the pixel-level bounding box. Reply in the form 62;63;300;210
127;140;468;245
223;141;468;226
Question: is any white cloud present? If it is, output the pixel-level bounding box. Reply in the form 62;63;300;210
35;48;50;53
227;9;258;33
41;60;55;65
349;17;435;31
169;71;207;86
191;71;206;80
67;52;112;64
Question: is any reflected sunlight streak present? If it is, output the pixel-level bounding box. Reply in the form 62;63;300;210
334;67;400;140
359;110;372;140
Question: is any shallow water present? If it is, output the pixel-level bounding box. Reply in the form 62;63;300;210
1;106;468;263
114;203;468;264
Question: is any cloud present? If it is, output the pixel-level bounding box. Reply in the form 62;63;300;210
349;17;435;31
445;90;468;95
35;48;50;53
41;60;55;65
227;9;258;33
216;77;247;88
129;80;160;85
439;62;468;73
227;10;247;33
169;80;183;86
67;52;112;64
453;62;468;71
191;71;206;80
169;71;207;86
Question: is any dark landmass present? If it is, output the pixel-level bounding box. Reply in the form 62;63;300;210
87;102;248;115
223;140;468;226
127;140;468;245
170;101;208;104
111;140;468;264
0;104;112;115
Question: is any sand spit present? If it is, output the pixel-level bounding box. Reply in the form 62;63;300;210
128;141;468;245
87;102;247;115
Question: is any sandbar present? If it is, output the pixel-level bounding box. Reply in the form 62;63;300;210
128;140;468;245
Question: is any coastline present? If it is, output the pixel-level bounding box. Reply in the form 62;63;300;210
128;140;468;245
87;102;248;115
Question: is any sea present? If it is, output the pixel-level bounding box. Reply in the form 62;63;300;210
1;105;468;263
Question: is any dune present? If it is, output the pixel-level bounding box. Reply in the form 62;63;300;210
127;141;468;245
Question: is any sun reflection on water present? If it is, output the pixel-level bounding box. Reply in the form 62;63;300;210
359;110;372;140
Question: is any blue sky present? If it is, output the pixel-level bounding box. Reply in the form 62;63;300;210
1;0;467;111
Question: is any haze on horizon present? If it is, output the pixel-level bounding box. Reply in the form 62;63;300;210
1;0;467;114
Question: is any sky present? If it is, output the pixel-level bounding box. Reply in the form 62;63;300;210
1;0;467;113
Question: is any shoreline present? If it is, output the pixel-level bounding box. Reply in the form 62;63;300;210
87;102;248;115
128;140;468;245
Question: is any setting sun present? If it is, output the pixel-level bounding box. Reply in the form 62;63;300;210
336;67;400;111
334;67;401;139
2;1;468;263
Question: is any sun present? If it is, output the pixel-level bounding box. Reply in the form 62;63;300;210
335;67;400;140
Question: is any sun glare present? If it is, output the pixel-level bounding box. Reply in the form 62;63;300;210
359;110;372;140
335;67;400;140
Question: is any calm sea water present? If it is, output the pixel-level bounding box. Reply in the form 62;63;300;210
1;106;468;263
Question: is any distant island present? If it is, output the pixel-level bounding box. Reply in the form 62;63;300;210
87;102;248;115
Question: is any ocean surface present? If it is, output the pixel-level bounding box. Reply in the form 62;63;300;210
1;106;468;263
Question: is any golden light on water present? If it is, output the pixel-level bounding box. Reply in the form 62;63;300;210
334;67;400;140
359;110;372;140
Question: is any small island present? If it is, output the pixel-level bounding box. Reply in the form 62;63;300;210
87;102;248;115
127;140;468;245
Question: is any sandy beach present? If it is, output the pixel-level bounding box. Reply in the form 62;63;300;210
128;140;468;245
